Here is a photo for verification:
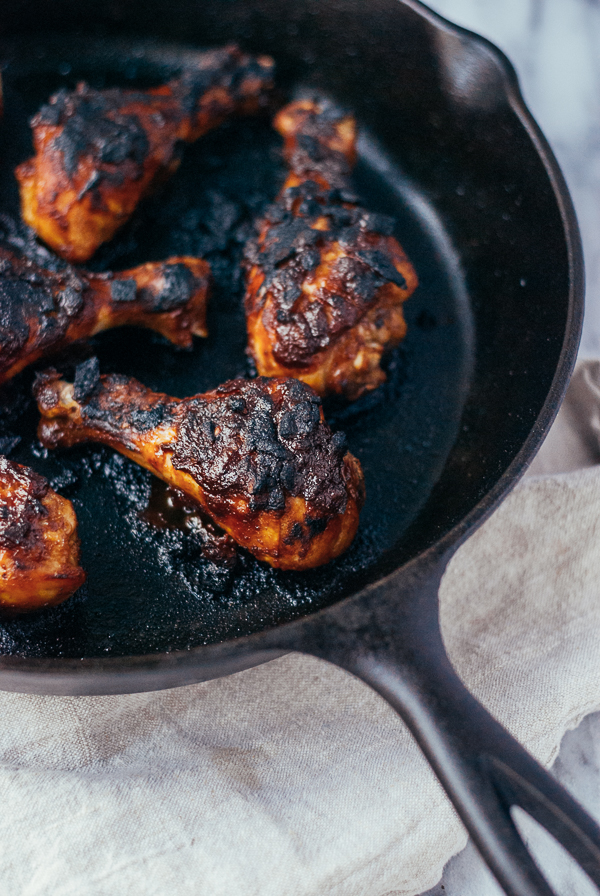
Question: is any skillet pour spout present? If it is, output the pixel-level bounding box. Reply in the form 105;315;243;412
0;0;597;893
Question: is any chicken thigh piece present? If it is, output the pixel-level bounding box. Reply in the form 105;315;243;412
16;45;275;263
0;246;210;386
0;455;85;613
244;99;418;401
34;366;365;570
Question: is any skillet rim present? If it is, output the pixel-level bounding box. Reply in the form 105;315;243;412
0;0;584;692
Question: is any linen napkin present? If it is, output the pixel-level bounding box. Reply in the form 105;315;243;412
2;362;600;896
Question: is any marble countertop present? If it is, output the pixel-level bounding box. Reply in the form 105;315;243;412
417;2;600;895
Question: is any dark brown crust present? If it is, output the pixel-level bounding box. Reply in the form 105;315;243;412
244;100;418;400
170;377;353;516
16;45;275;263
34;369;365;569
0;245;210;385
245;185;411;366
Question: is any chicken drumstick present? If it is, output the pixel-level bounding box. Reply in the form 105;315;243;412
34;366;364;570
244;99;418;400
16;45;275;263
0;246;210;386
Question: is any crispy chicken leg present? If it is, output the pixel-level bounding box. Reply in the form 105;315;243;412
34;366;364;570
244;99;418;400
0;246;210;386
16;45;275;263
0;455;85;613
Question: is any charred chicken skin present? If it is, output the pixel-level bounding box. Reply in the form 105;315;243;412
244;99;418;400
34;366;365;570
0;245;210;386
16;45;275;263
0;455;85;613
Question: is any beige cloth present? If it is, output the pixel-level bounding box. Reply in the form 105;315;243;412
3;363;600;896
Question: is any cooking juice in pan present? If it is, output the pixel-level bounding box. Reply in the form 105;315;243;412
0;36;472;657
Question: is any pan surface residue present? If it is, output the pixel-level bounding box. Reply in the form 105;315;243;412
0;38;472;657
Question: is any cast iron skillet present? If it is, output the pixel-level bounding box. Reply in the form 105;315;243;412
0;1;599;894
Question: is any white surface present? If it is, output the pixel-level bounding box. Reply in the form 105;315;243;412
421;2;600;894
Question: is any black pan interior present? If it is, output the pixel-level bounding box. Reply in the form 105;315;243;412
0;0;571;661
0;35;471;657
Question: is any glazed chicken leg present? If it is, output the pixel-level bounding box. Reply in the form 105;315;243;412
0;246;210;386
16;45;275;263
34;366;365;570
0;455;85;613
244;99;418;400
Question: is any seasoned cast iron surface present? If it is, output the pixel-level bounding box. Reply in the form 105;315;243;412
0;38;471;657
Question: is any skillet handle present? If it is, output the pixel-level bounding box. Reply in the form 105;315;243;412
301;552;600;896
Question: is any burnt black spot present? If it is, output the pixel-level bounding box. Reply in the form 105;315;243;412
286;113;351;190
110;279;138;304
129;405;165;430
355;249;407;289
228;397;246;414
278;411;297;438
203;419;217;441
297;198;322;217
305;516;328;535
37;288;56;314
171;378;351;518
263;203;285;224
328;206;355;227
52;89;149;178
36;102;62;127
280;461;296;491
99;116;148;166
79;376;171;435
58;286;84;316
299;249;320;271
174;45;274;117
33;88;69;127
293;399;320;435
73;356;100;403
177;68;219;116
360;212;395;236
331;430;348;455
293;228;320;251
0;281;34;357
336;225;363;251
151;264;195;312
278;281;303;311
